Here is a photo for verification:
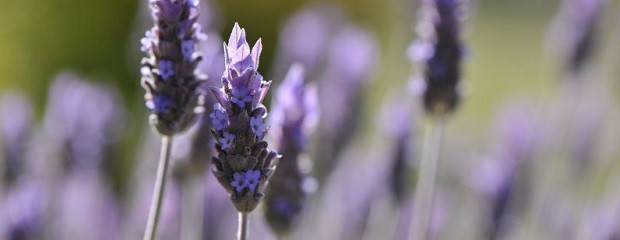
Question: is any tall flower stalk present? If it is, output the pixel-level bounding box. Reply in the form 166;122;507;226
409;0;465;239
139;0;206;239
209;23;279;240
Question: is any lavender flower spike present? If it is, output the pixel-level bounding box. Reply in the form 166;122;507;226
210;23;279;213
141;0;206;136
412;0;465;115
264;64;319;236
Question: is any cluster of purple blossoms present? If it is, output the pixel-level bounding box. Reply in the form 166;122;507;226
411;0;465;115
263;64;319;236
140;0;206;136
0;93;33;186
209;23;279;213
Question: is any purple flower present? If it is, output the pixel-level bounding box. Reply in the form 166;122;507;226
270;64;319;150
250;116;267;138
0;92;33;185
273;4;343;76
140;0;206;136
43;72;124;171
549;0;603;72
157;60;174;80
146;94;173;112
0;179;45;240
210;23;279;213
230;172;246;192
413;0;466;115
244;169;260;192
230;86;252;108
181;40;194;60
263;64;318;235
210;103;229;131
219;132;235;150
313;25;378;186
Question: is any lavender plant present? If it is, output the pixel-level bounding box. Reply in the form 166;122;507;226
471;102;538;239
263;64;318;237
139;0;206;239
0;179;45;240
380;98;416;204
140;0;206;136
549;0;603;74
209;23;279;240
411;0;464;115
314;25;378;186
0;93;33;187
409;0;466;239
43;73;124;178
41;73;125;240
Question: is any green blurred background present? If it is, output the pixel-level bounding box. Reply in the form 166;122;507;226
0;0;618;154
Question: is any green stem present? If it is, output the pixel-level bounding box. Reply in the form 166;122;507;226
238;212;249;240
143;135;173;240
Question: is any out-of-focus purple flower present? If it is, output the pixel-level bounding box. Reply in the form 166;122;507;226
0;93;33;186
182;40;195;60
412;0;466;115
471;101;539;239
314;25;378;186
272;4;344;77
140;0;207;136
549;0;603;73
270;64;319;150
379;96;416;204
0;179;45;240
43;72;124;172
52;170;120;240
210;23;279;213
264;64;319;236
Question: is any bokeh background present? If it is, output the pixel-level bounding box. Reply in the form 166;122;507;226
1;0;620;239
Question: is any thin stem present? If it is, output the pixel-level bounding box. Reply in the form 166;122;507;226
143;135;174;240
238;212;249;240
409;118;445;240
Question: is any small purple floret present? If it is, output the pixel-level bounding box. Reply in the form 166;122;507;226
250;116;267;138
210;103;229;131
158;60;174;80
231;86;252;108
244;169;261;192
219;132;235;150
181;40;194;60
230;172;246;192
146;94;173;112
